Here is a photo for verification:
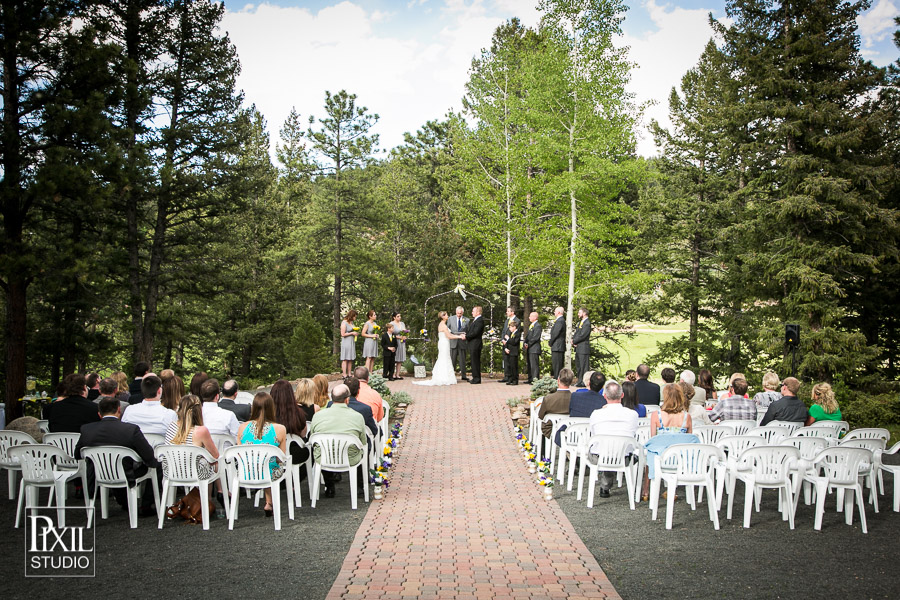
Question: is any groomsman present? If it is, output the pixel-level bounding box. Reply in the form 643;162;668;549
381;323;398;381
572;308;591;387
549;306;566;379
466;306;485;384
504;321;521;385
499;307;521;383
449;306;469;381
523;312;542;384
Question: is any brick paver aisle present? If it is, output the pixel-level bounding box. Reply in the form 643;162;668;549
326;378;621;600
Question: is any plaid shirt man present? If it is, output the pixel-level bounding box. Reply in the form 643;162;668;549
710;395;757;422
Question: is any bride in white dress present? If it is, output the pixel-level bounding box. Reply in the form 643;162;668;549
413;311;465;386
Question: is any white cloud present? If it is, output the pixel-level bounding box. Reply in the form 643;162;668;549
619;0;720;156
857;0;898;48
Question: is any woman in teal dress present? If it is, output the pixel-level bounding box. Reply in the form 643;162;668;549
237;392;288;517
642;384;698;500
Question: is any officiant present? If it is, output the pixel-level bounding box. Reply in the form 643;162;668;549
449;306;469;381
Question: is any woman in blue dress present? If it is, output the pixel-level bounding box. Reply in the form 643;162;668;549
642;384;698;500
340;310;359;377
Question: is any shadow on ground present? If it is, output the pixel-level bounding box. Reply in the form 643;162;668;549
555;468;898;600
0;479;368;600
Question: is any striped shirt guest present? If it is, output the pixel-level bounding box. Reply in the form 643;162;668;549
709;378;757;422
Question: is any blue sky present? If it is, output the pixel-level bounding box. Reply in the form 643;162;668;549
222;1;899;157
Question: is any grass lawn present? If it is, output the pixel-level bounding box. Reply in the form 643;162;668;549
600;321;688;375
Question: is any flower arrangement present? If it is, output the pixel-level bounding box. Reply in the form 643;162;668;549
370;468;388;487
373;324;381;333
537;474;554;488
537;461;551;474
352;326;360;332
419;328;429;341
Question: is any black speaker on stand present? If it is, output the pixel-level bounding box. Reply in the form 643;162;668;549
785;324;800;378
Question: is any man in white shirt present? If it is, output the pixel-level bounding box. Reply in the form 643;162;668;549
122;374;177;435
199;379;240;436
588;381;638;498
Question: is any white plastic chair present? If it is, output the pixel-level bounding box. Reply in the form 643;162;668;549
556;422;591;491
308;433;368;509
715;436;766;512
880;441;900;512
783;436;830;506
644;404;661;414
795;425;841;442
550;416;589;482
730;446;801;529
142;433;166;448
10;445;89;529
840;438;885;509
379;399;390;445
767;421;804;436
80;445;159;529
693;425;734;446
36;420;50;434
746;426;787;445
0;430;35;499
636;417;651;428
801;447;873;533
843;428;890;442
542;413;570;473
285;433;313;507
528;397;543;459
651;444;723;530
579;434;640;509
155;444;226;530
223;445;294;530
718;420;757;436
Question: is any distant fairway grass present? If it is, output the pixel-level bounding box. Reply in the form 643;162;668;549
599;321;688;376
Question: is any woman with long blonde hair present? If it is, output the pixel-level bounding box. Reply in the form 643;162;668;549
808;382;841;423
160;375;185;411
164;394;219;480
652;384;693;436
312;374;330;408
295;378;319;421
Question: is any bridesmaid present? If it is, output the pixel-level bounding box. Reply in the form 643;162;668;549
340;310;359;377
391;312;407;379
361;310;379;372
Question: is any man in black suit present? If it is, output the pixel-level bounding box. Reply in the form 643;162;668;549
524;311;542;384
634;363;661;406
572;308;592;387
381;323;398;380
466;306;485;384
549;306;566;379
128;361;151;405
504;321;522;385
218;379;251;421
499;307;521;383
449;306;469;380
74;396;158;508
44;373;101;433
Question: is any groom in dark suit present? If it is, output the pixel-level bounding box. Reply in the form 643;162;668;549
449;306;469;380
466;306;485;384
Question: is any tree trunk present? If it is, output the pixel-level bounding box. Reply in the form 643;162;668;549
689;230;701;368
4;280;27;420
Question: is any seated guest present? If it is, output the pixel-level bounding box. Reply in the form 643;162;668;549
751;377;809;425
159;369;175;382
680;380;711;426
624;369;637;382
652;384;693;436
166;394;220;509
199;379;240;436
718;372;749;400
75;397;158;510
129;362;150;404
588;381;638;498
294;378;319;421
313;374;330;409
309;384;366;498
122;374;177;435
98;377;129;414
86;373;101;401
698;369;716;403
659;368;676;402
806;382;841;424
218;379;251;422
620;380;646;417
332;376;378;439
112;371;132;405
753;371;782;409
570;371;607;417
270;379;310;470
44;373;101;433
680;370;706;406
237;392;288;516
353;367;385;423
160;374;185;411
189;371;209;398
709;378;756;422
538;368;575;439
634;364;661;406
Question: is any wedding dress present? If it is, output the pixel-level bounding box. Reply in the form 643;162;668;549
413;331;457;386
